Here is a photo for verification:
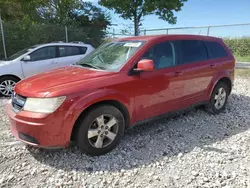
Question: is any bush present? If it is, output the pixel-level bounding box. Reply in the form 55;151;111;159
223;37;250;60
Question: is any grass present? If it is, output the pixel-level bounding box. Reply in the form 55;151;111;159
235;69;250;77
235;55;250;62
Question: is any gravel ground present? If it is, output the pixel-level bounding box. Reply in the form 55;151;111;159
1;77;250;188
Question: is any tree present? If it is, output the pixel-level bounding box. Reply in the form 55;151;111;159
0;0;46;22
99;0;187;36
0;0;111;58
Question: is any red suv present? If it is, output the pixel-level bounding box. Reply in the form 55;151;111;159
7;35;235;155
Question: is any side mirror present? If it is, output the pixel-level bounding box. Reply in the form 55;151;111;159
133;59;155;74
23;55;31;61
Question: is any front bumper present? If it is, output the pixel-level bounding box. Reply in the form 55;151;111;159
7;101;71;148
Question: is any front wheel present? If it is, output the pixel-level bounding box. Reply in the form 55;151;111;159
0;76;19;97
76;105;125;156
206;82;229;114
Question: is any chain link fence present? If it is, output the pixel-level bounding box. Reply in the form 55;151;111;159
1;20;250;61
0;20;109;59
141;23;250;38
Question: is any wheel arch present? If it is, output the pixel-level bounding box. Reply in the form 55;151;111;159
208;76;232;98
0;74;21;81
70;99;130;142
217;77;232;94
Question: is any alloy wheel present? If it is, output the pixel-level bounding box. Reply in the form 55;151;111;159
87;115;119;148
214;87;227;110
0;80;16;97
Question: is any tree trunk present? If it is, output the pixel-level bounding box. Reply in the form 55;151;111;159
134;15;139;36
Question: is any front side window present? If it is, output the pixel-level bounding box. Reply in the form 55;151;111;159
59;46;81;57
141;41;175;69
29;46;56;61
205;41;228;59
77;41;144;71
176;40;208;65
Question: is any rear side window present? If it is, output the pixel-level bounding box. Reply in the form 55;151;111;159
175;40;208;65
204;41;228;59
58;46;81;57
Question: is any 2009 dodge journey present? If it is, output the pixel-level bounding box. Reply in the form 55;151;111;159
7;34;235;156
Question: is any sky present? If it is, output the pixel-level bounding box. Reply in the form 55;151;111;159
89;0;250;37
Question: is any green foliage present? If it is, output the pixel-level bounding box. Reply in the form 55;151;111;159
0;0;110;59
99;0;187;36
223;37;250;62
0;22;107;59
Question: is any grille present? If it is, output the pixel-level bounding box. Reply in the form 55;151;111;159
11;92;26;113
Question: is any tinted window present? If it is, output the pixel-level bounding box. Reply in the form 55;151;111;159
59;46;81;57
141;41;175;69
176;40;208;65
205;41;228;59
80;47;87;54
30;46;56;61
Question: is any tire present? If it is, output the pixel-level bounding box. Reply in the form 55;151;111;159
206;81;229;114
76;105;125;156
0;76;19;97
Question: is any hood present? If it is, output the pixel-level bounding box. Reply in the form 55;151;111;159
15;65;114;97
0;60;11;66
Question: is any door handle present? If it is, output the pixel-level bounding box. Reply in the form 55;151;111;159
173;71;183;77
209;64;216;68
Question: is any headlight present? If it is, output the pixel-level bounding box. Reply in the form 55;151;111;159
23;96;66;113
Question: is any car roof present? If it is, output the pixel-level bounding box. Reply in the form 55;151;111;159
118;34;222;42
37;42;93;48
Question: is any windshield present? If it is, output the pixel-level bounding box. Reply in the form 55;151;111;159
4;45;40;61
77;41;144;71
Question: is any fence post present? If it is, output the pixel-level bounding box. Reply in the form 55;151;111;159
207;26;210;36
0;11;7;59
144;29;146;36
65;26;68;42
166;29;169;35
113;28;115;38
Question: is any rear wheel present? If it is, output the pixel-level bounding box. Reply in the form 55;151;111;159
76;105;125;156
206;82;229;114
0;76;19;97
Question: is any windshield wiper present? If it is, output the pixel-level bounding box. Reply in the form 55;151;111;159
78;63;104;70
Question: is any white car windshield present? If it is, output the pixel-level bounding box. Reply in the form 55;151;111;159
77;41;145;71
4;45;40;61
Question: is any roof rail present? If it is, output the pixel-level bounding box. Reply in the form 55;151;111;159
50;41;64;43
70;41;85;44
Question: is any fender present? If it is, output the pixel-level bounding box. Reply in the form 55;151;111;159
206;70;231;99
60;88;133;144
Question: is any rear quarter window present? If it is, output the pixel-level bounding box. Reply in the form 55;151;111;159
79;47;87;54
204;41;228;59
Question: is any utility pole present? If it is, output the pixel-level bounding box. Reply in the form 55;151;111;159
0;10;7;59
65;26;68;42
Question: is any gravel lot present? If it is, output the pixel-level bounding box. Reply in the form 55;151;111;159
1;77;250;188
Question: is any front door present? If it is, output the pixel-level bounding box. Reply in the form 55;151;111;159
131;41;186;122
22;46;57;78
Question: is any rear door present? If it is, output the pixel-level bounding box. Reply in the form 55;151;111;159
56;45;88;67
174;40;213;105
21;46;57;78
